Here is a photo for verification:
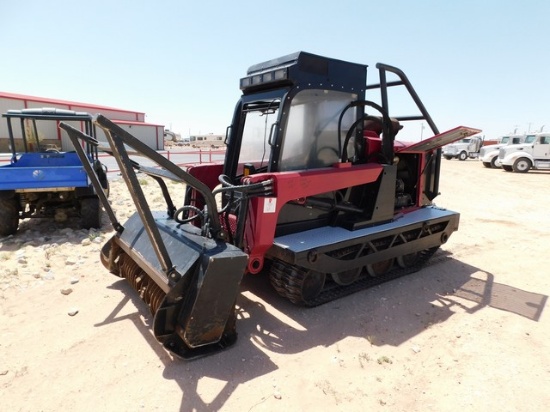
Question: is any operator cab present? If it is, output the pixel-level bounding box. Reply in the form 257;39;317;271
224;52;374;180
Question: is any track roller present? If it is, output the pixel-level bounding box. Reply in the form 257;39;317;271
269;247;440;307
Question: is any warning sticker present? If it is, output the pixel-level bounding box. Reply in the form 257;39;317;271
264;197;277;213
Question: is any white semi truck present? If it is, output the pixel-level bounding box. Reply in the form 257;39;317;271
498;133;550;173
479;134;526;168
442;135;484;161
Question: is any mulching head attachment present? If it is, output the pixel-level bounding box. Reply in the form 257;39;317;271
60;117;248;359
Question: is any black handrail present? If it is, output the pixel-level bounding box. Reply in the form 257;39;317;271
367;63;442;200
367;63;439;136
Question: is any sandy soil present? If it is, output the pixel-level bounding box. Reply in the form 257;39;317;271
1;159;549;412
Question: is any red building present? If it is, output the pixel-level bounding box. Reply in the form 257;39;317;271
0;91;165;151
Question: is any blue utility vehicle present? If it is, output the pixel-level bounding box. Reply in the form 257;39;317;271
0;108;108;236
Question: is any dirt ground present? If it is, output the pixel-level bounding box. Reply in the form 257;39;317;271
1;159;549;412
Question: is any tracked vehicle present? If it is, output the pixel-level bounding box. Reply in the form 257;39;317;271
61;51;479;359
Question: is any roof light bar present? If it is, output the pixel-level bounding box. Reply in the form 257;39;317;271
240;68;288;90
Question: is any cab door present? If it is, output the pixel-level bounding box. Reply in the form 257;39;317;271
532;135;550;159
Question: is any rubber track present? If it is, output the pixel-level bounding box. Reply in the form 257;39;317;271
270;247;440;307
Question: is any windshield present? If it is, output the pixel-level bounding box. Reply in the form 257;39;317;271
501;136;509;144
236;100;280;174
525;135;536;144
279;89;356;171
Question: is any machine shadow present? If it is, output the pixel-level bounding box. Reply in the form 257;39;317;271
95;249;547;412
238;250;547;352
97;280;279;412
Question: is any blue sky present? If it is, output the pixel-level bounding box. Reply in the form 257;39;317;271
1;0;548;140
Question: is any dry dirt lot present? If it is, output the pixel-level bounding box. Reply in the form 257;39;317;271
1;159;549;412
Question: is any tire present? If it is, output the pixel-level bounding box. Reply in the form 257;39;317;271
80;197;101;229
458;151;468;161
0;196;19;236
512;158;532;173
96;165;110;198
482;162;492;168
99;172;110;198
502;165;513;172
490;156;498;168
443;156;453;160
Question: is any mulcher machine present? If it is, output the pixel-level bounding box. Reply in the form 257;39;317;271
61;51;479;359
